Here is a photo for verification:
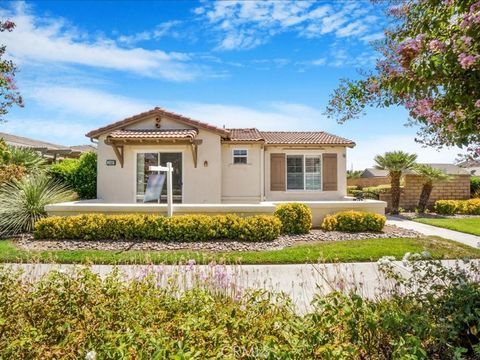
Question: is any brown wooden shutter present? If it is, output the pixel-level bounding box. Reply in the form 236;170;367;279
270;153;286;191
322;153;338;191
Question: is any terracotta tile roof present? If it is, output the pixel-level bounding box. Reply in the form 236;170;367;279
86;107;229;138
107;129;198;140
0;131;71;150
225;128;264;141
260;131;355;146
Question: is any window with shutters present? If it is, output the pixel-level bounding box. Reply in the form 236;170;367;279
286;155;322;191
232;149;248;164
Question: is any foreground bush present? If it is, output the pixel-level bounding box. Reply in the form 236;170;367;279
34;213;282;242
321;210;386;232
274;203;312;234
435;199;480;215
0;174;75;236
0;257;478;359
471;176;480;198
49;151;97;199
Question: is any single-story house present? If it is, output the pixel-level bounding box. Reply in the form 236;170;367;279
458;159;480;176
46;107;387;226
360;168;389;178
0;131;95;162
86;107;355;204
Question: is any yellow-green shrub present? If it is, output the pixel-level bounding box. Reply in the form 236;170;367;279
435;199;480;215
274;203;312;234
34;213;282;242
321;210;386;232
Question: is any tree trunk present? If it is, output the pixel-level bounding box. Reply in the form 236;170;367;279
390;171;401;214
417;182;433;213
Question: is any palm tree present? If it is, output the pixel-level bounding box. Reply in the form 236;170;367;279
414;164;451;213
374;151;417;214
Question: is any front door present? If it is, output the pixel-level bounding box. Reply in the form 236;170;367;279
136;152;183;203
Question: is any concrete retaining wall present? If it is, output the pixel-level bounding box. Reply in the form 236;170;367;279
46;199;387;228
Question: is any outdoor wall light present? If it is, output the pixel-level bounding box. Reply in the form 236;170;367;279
204;160;208;167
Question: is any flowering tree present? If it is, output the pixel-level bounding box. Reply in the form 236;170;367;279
0;19;22;122
326;1;480;158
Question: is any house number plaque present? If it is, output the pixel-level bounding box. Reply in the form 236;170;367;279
106;159;116;166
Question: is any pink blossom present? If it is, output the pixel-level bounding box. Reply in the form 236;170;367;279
1;20;14;31
458;53;478;69
429;39;445;53
475;99;480;108
460;35;473;46
447;124;455;131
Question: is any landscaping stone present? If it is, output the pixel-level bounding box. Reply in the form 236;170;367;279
14;225;422;252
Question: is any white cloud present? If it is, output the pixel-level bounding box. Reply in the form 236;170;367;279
118;20;182;45
0;3;204;81
348;135;466;170
196;1;384;50
28;86;151;119
169;101;332;130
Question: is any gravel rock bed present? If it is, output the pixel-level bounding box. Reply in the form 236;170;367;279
14;225;422;252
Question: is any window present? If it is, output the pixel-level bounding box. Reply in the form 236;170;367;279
233;149;248;164
286;155;322;191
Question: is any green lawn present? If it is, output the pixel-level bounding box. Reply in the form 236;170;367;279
414;217;480;236
0;237;479;265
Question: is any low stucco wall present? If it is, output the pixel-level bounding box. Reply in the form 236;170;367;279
46;199;386;227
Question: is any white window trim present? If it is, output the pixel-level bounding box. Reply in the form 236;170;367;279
285;154;323;192
232;148;248;165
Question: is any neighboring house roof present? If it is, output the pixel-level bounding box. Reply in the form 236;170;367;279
107;129;198;141
467;167;480;175
86;107;230;138
259;131;355;146
405;163;470;175
361;168;389;178
0;131;71;151
86;108;355;147
0;131;94;159
70;145;97;153
458;159;480;168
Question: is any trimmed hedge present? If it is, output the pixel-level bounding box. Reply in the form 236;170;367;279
34;213;282;242
435;199;480;215
321;210;386;232
274;203;312;234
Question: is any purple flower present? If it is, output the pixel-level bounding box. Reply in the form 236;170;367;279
429;39;445;53
458;53;478;69
475;99;480;108
187;259;196;271
460;35;473;46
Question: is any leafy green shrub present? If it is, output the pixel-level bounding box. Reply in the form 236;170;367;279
321;210;386;232
34;213;282;242
471;177;480;198
0;164;25;183
0;139;45;172
434;200;458;215
0;257;478;358
49;152;96;199
435;199;480;215
0;173;76;236
274;203;312;234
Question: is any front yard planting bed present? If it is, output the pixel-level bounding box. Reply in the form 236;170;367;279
413;217;480;236
2;236;479;264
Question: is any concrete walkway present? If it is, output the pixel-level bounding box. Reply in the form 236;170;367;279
387;216;480;248
3;260;470;313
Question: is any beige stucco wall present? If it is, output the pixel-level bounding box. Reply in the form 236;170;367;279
96;115;222;203
264;146;348;201
221;143;263;203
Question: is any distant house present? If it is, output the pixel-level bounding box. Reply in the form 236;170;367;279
458;159;480;176
360;168;389;178
0;132;95;162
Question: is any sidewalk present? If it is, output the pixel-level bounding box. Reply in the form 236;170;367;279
3;260;467;313
387;215;480;248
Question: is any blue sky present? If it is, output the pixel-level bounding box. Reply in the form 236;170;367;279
0;1;465;169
